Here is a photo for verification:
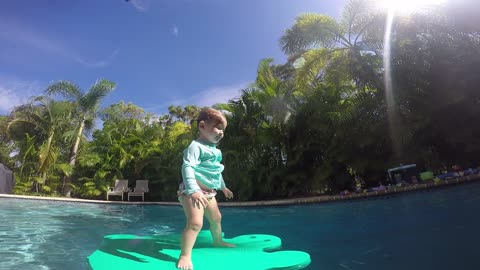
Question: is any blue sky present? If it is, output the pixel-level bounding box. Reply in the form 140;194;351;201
0;0;345;115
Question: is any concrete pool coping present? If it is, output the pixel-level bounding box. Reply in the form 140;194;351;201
1;174;479;207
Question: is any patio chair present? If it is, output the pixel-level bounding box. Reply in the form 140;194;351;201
128;180;149;201
107;179;129;201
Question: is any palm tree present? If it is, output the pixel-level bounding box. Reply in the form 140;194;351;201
8;96;74;192
252;58;296;125
45;79;115;196
279;0;384;89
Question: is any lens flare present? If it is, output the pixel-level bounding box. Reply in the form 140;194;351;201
380;0;446;159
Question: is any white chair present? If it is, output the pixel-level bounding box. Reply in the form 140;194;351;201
128;180;149;201
107;179;129;201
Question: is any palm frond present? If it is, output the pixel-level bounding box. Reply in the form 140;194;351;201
54;163;73;177
45;81;82;102
79;79;115;113
341;0;377;40
38;139;58;174
295;48;332;90
78;153;102;168
61;129;77;144
280;14;344;55
212;103;232;112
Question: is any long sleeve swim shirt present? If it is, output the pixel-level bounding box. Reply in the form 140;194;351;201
181;140;226;195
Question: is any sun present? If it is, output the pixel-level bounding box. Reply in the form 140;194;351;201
376;0;447;15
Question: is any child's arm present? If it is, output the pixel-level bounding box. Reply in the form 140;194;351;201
219;174;234;199
181;145;202;195
182;146;211;207
219;174;226;190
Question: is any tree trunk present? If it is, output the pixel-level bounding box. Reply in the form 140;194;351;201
63;120;85;197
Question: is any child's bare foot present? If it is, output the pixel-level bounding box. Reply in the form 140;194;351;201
213;241;236;248
177;255;193;269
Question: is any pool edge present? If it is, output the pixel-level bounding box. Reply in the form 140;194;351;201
1;174;479;207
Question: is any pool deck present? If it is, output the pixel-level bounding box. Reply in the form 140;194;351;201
1;174;479;206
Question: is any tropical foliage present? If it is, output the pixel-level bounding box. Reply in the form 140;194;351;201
2;0;480;200
45;79;115;196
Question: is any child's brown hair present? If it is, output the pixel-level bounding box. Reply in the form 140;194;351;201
196;108;227;126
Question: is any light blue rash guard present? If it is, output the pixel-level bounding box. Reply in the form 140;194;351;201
181;140;226;195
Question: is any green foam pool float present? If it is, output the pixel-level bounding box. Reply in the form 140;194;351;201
88;230;311;270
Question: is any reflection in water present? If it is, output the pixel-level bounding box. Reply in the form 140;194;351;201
1;182;480;269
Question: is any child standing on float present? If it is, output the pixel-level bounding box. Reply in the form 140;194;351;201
176;108;235;270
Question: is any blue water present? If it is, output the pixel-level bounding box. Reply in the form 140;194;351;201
1;182;480;270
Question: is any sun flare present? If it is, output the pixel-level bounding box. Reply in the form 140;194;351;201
376;0;447;15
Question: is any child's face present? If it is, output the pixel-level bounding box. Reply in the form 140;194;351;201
199;120;226;144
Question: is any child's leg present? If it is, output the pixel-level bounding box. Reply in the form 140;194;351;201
205;197;235;247
178;195;204;270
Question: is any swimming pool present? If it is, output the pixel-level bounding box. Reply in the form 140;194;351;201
1;182;480;270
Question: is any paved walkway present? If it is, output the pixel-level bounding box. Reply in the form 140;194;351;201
1;174;479;207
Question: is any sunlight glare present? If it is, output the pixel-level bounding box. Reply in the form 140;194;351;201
376;0;447;15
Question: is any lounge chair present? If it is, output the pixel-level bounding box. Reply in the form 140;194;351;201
107;179;129;201
128;180;149;201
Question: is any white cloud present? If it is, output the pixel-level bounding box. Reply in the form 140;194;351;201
194;82;250;107
143;98;188;114
0;79;43;114
143;82;250;115
0;21;118;68
129;0;151;12
172;26;179;37
74;49;120;68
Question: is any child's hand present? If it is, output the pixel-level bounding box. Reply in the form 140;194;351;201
222;188;234;200
191;191;209;209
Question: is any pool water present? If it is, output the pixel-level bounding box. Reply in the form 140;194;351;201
1;182;480;270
